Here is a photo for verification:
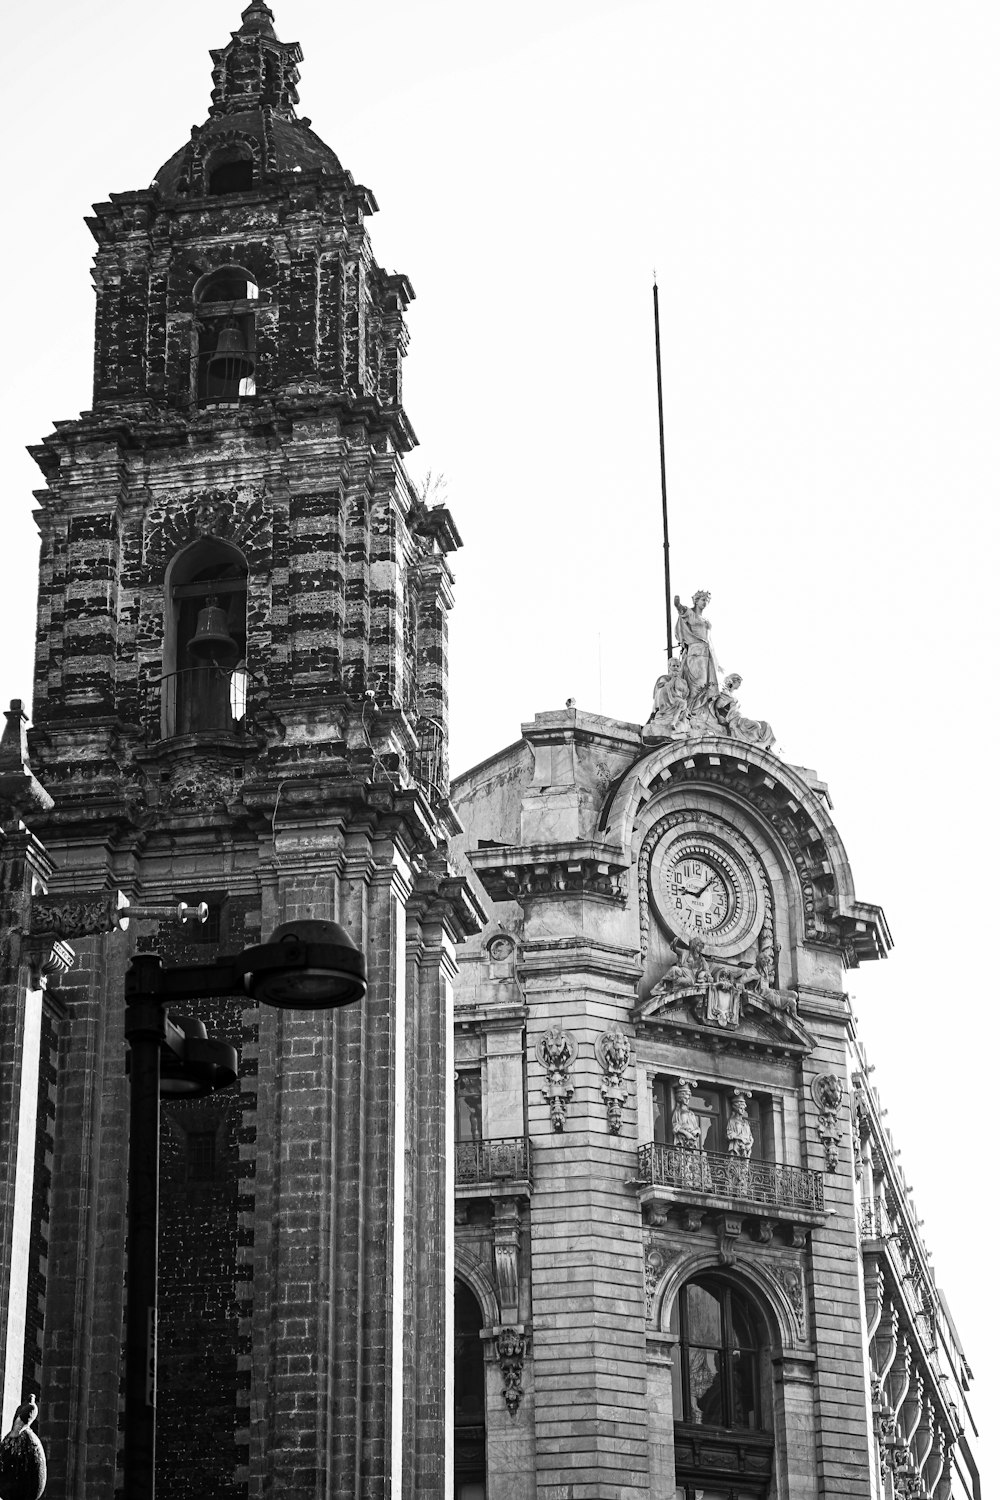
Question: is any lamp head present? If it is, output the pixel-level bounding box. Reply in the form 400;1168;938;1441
237;919;366;1009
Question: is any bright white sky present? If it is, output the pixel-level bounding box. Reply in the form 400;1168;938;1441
5;0;996;1481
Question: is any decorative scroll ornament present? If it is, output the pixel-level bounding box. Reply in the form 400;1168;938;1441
643;1243;679;1321
493;1204;521;1320
495;1328;527;1416
643;591;775;751
535;1026;578;1131
811;1074;845;1171
595;1028;631;1134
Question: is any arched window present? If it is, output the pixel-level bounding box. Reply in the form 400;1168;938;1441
671;1276;774;1498
454;1280;486;1500
206;146;255;196
195;268;259;403
162;541;248;737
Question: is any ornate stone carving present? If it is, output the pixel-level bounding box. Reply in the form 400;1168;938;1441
493;1204;521;1321
643;1243;679;1321
811;1074;845;1171
162;761;238;812
759;1261;806;1339
595;1028;631;1133
718;1214;743;1266
144;485;272;571
535;1026;578;1131
727;1090;754;1159
642;592;776;750
30;893;122;939
495;1327;527;1417
671;1077;701;1150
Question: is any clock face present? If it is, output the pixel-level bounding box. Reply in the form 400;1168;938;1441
662;852;731;939
648;830;765;957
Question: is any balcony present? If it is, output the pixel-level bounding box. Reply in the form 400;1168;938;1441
455;1136;532;1199
860;1197;938;1357
634;1142;825;1237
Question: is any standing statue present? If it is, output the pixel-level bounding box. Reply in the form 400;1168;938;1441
714;673;775;751
674;591;719;712
727;1091;754;1160
671;1078;702;1151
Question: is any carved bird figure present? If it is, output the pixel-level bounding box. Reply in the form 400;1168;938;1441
0;1395;46;1500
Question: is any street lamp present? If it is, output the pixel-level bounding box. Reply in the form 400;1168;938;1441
122;919;366;1499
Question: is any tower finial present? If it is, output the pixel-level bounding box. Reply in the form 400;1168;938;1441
238;1;277;38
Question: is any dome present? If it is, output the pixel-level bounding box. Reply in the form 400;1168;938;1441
150;3;344;200
153;111;344;200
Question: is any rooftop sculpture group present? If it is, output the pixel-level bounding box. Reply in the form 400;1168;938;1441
643;592;775;749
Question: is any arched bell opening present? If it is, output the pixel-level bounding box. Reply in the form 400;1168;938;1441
205;145;255;196
194;267;259;404
162;540;249;737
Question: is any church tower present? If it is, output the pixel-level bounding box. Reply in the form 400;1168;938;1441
13;4;478;1494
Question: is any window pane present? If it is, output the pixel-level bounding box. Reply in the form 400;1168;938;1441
729;1296;757;1350
689;1088;722;1152
455;1072;482;1142
730;1348;760;1429
685;1284;722;1346
687;1346;723;1424
653;1077;670;1143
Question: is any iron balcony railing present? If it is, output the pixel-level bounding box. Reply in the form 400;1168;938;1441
146;666;251;742
636;1142;825;1214
456;1136;531;1188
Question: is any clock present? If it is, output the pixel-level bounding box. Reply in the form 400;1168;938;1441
648;828;765;958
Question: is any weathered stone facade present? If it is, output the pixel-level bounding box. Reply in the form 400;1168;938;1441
449;687;980;1499
0;5;479;1496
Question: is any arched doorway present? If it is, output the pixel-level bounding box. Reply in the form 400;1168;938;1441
455;1278;487;1499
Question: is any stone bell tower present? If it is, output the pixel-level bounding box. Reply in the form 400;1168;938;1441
18;4;479;1495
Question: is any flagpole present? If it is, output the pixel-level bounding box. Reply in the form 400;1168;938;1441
653;276;673;654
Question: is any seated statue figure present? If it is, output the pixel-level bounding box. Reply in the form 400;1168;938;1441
662;935;713;991
644;658;691;742
714;673;775;750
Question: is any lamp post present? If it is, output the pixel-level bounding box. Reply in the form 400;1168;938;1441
122;919;366;1500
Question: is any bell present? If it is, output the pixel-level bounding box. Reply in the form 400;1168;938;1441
189;597;240;665
206;318;255;398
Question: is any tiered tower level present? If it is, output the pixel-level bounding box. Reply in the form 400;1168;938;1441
8;5;479;1495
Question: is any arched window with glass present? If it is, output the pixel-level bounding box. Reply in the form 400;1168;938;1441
195;267;259;403
670;1275;774;1499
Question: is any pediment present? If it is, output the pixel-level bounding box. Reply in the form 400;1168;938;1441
633;985;815;1057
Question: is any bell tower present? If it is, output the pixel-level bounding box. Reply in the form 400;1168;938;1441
22;4;478;1495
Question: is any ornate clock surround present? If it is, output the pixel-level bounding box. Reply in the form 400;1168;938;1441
639;810;773;965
